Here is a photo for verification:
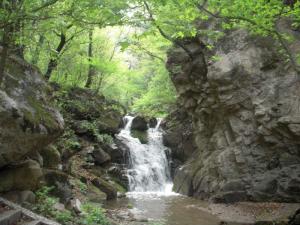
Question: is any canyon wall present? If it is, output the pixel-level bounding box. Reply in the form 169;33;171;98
165;23;300;202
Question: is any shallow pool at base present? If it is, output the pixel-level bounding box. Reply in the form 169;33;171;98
105;193;221;225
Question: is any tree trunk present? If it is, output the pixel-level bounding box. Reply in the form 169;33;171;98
45;32;66;81
85;29;94;88
31;35;44;65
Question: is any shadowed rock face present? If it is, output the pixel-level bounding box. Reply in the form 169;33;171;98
166;28;300;202
0;51;64;168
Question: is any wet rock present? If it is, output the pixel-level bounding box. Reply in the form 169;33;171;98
131;116;148;131
0;50;64;169
149;118;158;128
86;184;107;203
131;130;148;144
113;138;131;165
108;165;129;189
92;146;111;165
166;23;300;202
92;178;117;200
0;160;43;192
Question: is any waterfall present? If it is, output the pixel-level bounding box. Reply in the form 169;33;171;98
117;116;172;193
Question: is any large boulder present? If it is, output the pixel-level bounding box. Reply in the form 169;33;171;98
131;116;148;131
0;160;43;192
131;130;148;144
0;51;64;168
166;22;300;202
149;118;158;128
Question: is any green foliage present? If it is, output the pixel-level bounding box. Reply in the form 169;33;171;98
34;186;57;217
80;203;110;225
2;0;300;118
95;133;114;145
62;129;82;151
34;186;73;225
55;211;73;224
76;179;88;194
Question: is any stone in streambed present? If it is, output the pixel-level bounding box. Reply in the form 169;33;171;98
131;116;148;131
131;130;148;144
149;117;158;128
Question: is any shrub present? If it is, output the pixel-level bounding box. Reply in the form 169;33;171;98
80;203;110;225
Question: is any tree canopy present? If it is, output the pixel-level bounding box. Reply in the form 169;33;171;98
1;0;299;116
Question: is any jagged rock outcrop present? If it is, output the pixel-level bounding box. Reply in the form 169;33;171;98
162;108;196;178
0;51;64;169
166;23;300;202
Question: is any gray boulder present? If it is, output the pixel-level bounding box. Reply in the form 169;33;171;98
149;118;158;128
0;50;64;168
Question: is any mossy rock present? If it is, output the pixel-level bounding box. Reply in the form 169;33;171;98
0;160;43;192
92;178;117;200
86;184;107;203
131;130;148;144
40;145;61;169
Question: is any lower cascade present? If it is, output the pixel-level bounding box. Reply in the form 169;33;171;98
117;116;172;193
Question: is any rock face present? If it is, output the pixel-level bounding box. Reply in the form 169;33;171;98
0;52;64;168
162;108;196;179
166;26;300;202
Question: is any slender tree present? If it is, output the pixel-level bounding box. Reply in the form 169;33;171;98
85;29;95;88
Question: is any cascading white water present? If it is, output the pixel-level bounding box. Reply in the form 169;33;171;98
117;116;172;193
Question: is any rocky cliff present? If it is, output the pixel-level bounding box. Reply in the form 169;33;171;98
165;22;300;202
